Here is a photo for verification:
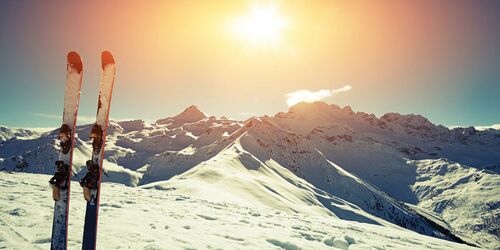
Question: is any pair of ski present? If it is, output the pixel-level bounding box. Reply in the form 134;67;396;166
49;51;116;250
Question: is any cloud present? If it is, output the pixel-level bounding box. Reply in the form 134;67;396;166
27;113;60;119
475;124;500;131
286;85;352;106
27;112;97;124
449;124;500;131
238;112;256;117
331;85;352;94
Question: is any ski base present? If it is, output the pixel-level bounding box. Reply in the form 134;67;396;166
82;189;99;250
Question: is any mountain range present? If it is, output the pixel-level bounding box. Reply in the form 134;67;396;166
1;102;498;249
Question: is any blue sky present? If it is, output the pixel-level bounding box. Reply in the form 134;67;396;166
0;0;499;128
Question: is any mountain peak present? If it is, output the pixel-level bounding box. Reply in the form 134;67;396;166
274;102;353;122
173;105;207;123
181;105;203;114
243;117;267;129
288;101;333;112
156;105;207;125
380;113;435;130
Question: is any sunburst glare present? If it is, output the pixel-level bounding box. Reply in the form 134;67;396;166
230;3;288;47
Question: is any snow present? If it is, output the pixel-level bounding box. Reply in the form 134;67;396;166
0;126;41;142
117;119;148;133
0;172;478;249
1;102;497;248
270;102;499;248
409;159;500;248
100;160;141;187
140;116;469;243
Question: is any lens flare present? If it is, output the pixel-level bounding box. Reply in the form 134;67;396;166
230;3;288;46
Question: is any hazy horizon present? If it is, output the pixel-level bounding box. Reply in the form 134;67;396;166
1;0;499;127
2;102;499;131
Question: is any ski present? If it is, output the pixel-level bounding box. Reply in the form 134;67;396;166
80;51;116;250
49;51;83;250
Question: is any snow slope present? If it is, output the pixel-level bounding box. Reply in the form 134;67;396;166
0;172;478;250
272;102;499;203
144;117;465;242
272;102;500;248
409;159;500;247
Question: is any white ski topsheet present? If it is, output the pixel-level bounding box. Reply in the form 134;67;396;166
62;66;83;127
95;63;116;127
60;57;82;165
51;52;83;250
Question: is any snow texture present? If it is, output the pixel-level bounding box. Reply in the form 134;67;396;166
0;172;479;250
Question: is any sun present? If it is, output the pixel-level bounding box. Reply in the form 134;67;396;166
230;3;288;46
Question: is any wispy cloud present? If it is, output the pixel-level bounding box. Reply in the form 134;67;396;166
27;113;60;119
449;124;500;131
27;112;97;124
286;85;352;106
475;124;500;131
331;85;352;94
238;112;256;117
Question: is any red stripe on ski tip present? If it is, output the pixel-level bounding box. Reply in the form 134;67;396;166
67;51;83;73
101;51;115;69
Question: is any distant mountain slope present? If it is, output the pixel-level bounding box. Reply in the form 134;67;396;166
272;102;499;200
1;103;497;248
0;126;41;142
409;158;500;247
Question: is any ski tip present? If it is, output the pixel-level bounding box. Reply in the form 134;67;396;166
101;51;115;69
67;51;83;73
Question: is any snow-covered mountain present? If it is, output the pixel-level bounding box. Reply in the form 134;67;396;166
0;126;42;142
1;103;498;248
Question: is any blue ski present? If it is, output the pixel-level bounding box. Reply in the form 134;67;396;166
80;51;116;250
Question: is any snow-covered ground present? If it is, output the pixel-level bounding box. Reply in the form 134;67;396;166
0;172;478;250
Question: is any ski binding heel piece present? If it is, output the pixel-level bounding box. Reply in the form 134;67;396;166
90;124;103;152
80;160;100;201
49;160;70;201
58;124;72;154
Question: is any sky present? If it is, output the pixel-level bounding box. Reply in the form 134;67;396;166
0;0;499;128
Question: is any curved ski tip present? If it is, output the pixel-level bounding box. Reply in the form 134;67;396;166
101;51;115;69
67;51;83;73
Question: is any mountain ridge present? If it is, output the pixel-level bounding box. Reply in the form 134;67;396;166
1;102;498;248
